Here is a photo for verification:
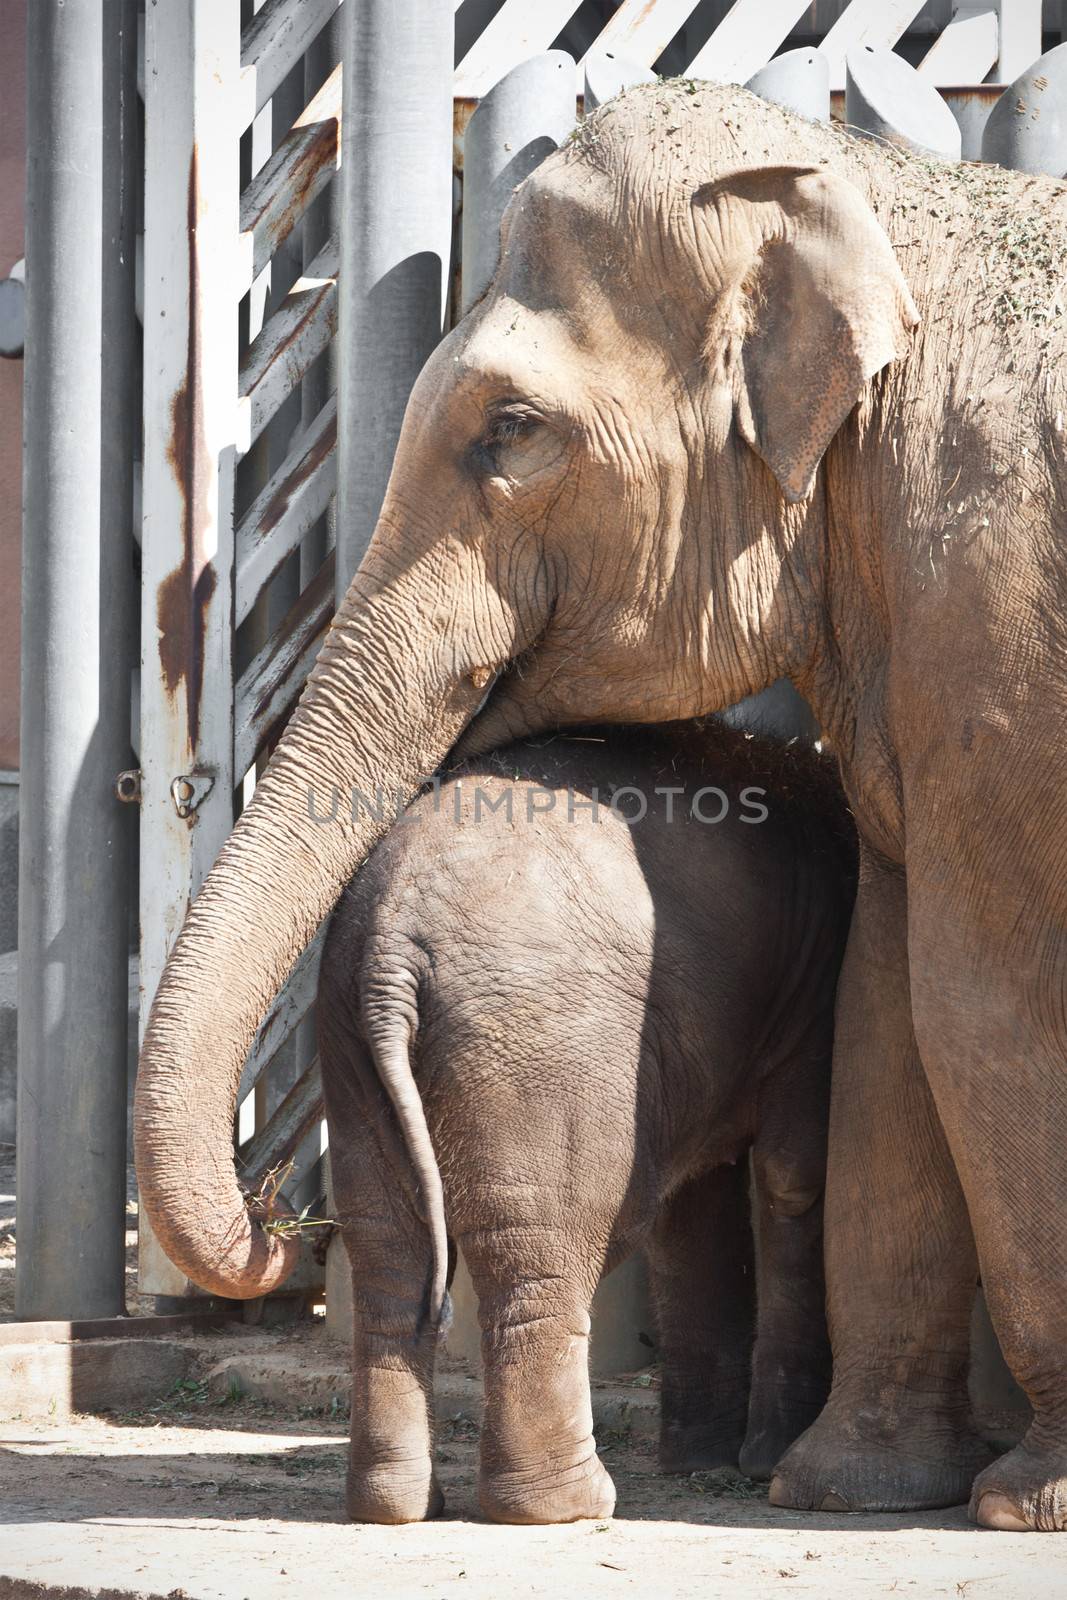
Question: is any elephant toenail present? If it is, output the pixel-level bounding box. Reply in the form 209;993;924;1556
974;1492;1032;1532
819;1492;850;1512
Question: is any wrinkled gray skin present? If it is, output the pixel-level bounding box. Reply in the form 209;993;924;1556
320;721;854;1523
136;83;1067;1529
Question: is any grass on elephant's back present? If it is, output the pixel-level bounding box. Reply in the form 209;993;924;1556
572;79;1067;343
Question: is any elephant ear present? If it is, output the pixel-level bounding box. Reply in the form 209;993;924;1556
695;166;919;503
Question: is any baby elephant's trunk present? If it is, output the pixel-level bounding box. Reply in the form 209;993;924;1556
364;1004;449;1332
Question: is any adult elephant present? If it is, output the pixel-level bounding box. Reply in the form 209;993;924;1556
135;82;1067;1531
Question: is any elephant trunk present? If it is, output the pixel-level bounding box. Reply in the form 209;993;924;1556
133;557;494;1300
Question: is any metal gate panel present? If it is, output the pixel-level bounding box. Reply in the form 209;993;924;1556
139;0;243;1296
689;2;821;82
139;0;344;1294
240;0;344;128
454;0;1049;94
917;8;1000;85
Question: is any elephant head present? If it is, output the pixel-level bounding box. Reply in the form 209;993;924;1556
134;84;917;1299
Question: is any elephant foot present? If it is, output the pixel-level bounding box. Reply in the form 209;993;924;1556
969;1435;1067;1531
768;1389;993;1514
659;1421;745;1475
346;1463;444;1525
479;1450;616;1524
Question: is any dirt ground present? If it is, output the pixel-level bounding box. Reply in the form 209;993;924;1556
0;1366;1065;1599
3;1149;1066;1598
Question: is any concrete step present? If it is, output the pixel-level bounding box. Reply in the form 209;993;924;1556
0;1335;195;1421
202;1344;662;1441
0;1312;663;1435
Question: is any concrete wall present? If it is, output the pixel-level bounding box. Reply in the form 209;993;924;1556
0;2;24;774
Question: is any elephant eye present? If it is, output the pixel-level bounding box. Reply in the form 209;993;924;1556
483;407;538;452
472;403;566;486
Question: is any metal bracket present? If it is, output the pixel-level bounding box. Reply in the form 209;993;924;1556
170;771;215;820
114;769;143;804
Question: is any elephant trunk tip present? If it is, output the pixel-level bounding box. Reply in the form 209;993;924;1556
134;1124;303;1302
170;1198;302;1302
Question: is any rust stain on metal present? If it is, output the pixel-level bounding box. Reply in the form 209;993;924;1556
256;412;337;540
246;116;338;267
629;0;660;42
454;98;476;172
832;85;1002;127
273;121;337;235
271;282;334;363
240;279;336;408
939;85;1004;105
158;147;217;754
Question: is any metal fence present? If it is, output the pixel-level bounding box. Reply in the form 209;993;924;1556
16;0;1065;1315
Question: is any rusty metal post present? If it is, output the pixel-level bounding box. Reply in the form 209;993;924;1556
137;0;241;1300
18;0;138;1318
337;0;454;592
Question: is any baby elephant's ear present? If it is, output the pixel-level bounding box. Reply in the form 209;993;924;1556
695;166;919;503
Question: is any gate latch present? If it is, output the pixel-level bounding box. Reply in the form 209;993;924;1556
171;771;215;819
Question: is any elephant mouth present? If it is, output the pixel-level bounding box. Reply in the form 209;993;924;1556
449;656;538;763
450;608;560;763
448;673;512;763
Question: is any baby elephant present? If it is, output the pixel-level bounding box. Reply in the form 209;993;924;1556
319;720;856;1525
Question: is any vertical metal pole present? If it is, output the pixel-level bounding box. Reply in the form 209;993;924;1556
994;0;1043;83
294;15;341;1225
461;53;575;315
337;0;454;594
18;0;137;1319
301;13;340;586
138;0;240;1300
264;63;311;635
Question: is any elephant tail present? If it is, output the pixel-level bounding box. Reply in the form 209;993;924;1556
365;1001;449;1334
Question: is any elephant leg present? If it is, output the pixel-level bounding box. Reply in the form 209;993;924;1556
770;850;992;1514
646;1162;755;1474
740;1071;832;1481
322;1037;443;1525
463;1226;615;1524
906;890;1067;1531
343;1225;443;1525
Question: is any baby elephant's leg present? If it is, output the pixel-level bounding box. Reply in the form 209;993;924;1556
324;1055;443;1525
464;1227;616;1524
740;1080;832;1481
646;1163;756;1474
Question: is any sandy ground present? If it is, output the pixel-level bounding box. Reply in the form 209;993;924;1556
3;1150;1066;1598
1;1383;1066;1600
